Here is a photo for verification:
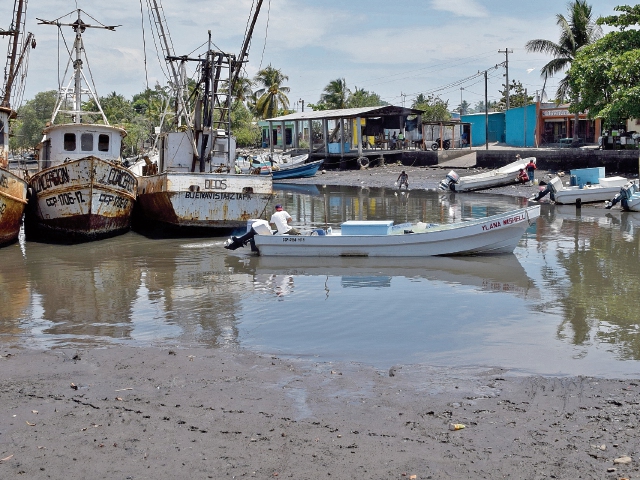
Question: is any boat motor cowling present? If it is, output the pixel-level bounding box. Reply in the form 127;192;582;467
438;170;460;191
223;219;272;251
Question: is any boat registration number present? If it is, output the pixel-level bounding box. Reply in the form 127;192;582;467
282;237;305;242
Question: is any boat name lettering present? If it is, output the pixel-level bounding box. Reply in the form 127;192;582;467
0;201;5;217
0;174;8;189
481;214;526;231
204;179;228;190
502;214;526;225
184;191;252;200
33;167;70;193
106;169;135;193
282;237;305;242
99;193;129;209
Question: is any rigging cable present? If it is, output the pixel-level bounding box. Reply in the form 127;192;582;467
139;0;149;90
258;0;271;70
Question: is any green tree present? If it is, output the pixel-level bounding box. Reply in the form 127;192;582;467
11;90;62;150
568;5;640;126
458;100;470;115
346;87;385;108
320;78;350;110
231;100;260;147
498;80;534;110
254;65;290;119
412;94;451;122
525;0;602;144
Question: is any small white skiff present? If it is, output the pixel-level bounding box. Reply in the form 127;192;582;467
225;205;540;257
440;157;531;192
533;175;629;205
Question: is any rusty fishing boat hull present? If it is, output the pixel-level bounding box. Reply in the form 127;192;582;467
134;172;272;236
25;156;137;242
0;168;28;247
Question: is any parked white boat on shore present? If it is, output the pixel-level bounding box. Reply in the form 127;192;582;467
224;205;540;257
439;157;531;192
605;180;640;212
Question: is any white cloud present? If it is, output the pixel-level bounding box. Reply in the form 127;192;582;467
431;0;489;18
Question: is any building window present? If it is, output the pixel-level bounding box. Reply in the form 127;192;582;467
64;133;76;151
81;133;93;151
98;134;110;152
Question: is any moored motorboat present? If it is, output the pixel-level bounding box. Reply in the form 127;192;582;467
272;159;323;180
439;157;531;192
224;205;540;257
605;180;640;211
533;168;629;205
25;11;137;243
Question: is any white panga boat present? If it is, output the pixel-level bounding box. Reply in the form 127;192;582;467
439;157;531;192
533;171;629;205
25;11;137;242
224;205;540;257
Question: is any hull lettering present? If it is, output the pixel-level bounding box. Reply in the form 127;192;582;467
203;179;228;190
106;168;136;193
185;191;252;201
33;167;70;193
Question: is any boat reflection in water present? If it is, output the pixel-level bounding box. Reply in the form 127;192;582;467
226;254;539;300
0;243;31;341
536;204;640;361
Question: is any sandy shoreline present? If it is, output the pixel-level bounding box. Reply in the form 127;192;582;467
2;345;640;479
1;164;633;479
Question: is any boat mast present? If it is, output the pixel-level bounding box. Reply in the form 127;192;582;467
2;0;35;109
38;10;117;124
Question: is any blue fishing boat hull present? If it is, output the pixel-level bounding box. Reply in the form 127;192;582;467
272;160;323;180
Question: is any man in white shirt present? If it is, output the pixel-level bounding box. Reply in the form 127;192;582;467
269;204;300;235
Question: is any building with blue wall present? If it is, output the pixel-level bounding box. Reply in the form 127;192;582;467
505;104;538;147
460;112;505;146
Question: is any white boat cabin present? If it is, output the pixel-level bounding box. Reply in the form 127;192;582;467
158;130;237;173
38;124;125;169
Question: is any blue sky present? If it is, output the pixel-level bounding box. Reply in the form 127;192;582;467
2;0;623;112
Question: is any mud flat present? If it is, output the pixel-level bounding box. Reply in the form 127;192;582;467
0;345;639;479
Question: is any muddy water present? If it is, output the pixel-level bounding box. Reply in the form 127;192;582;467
2;186;640;377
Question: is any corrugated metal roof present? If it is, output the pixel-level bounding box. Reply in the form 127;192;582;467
266;105;424;122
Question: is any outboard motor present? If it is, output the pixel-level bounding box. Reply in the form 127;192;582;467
438;170;460;191
224;219;271;251
532;176;563;202
606;181;638;209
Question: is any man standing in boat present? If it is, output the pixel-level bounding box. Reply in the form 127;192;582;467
270;204;300;235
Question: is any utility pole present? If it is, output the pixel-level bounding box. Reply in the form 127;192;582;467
460;87;464;116
484;70;488;151
299;98;304;112
498;48;513;110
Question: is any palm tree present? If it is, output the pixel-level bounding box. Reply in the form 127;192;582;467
525;0;602;143
253;65;290;119
320;78;350;110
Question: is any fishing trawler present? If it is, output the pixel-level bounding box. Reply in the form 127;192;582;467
0;0;33;247
133;8;271;236
24;10;136;243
